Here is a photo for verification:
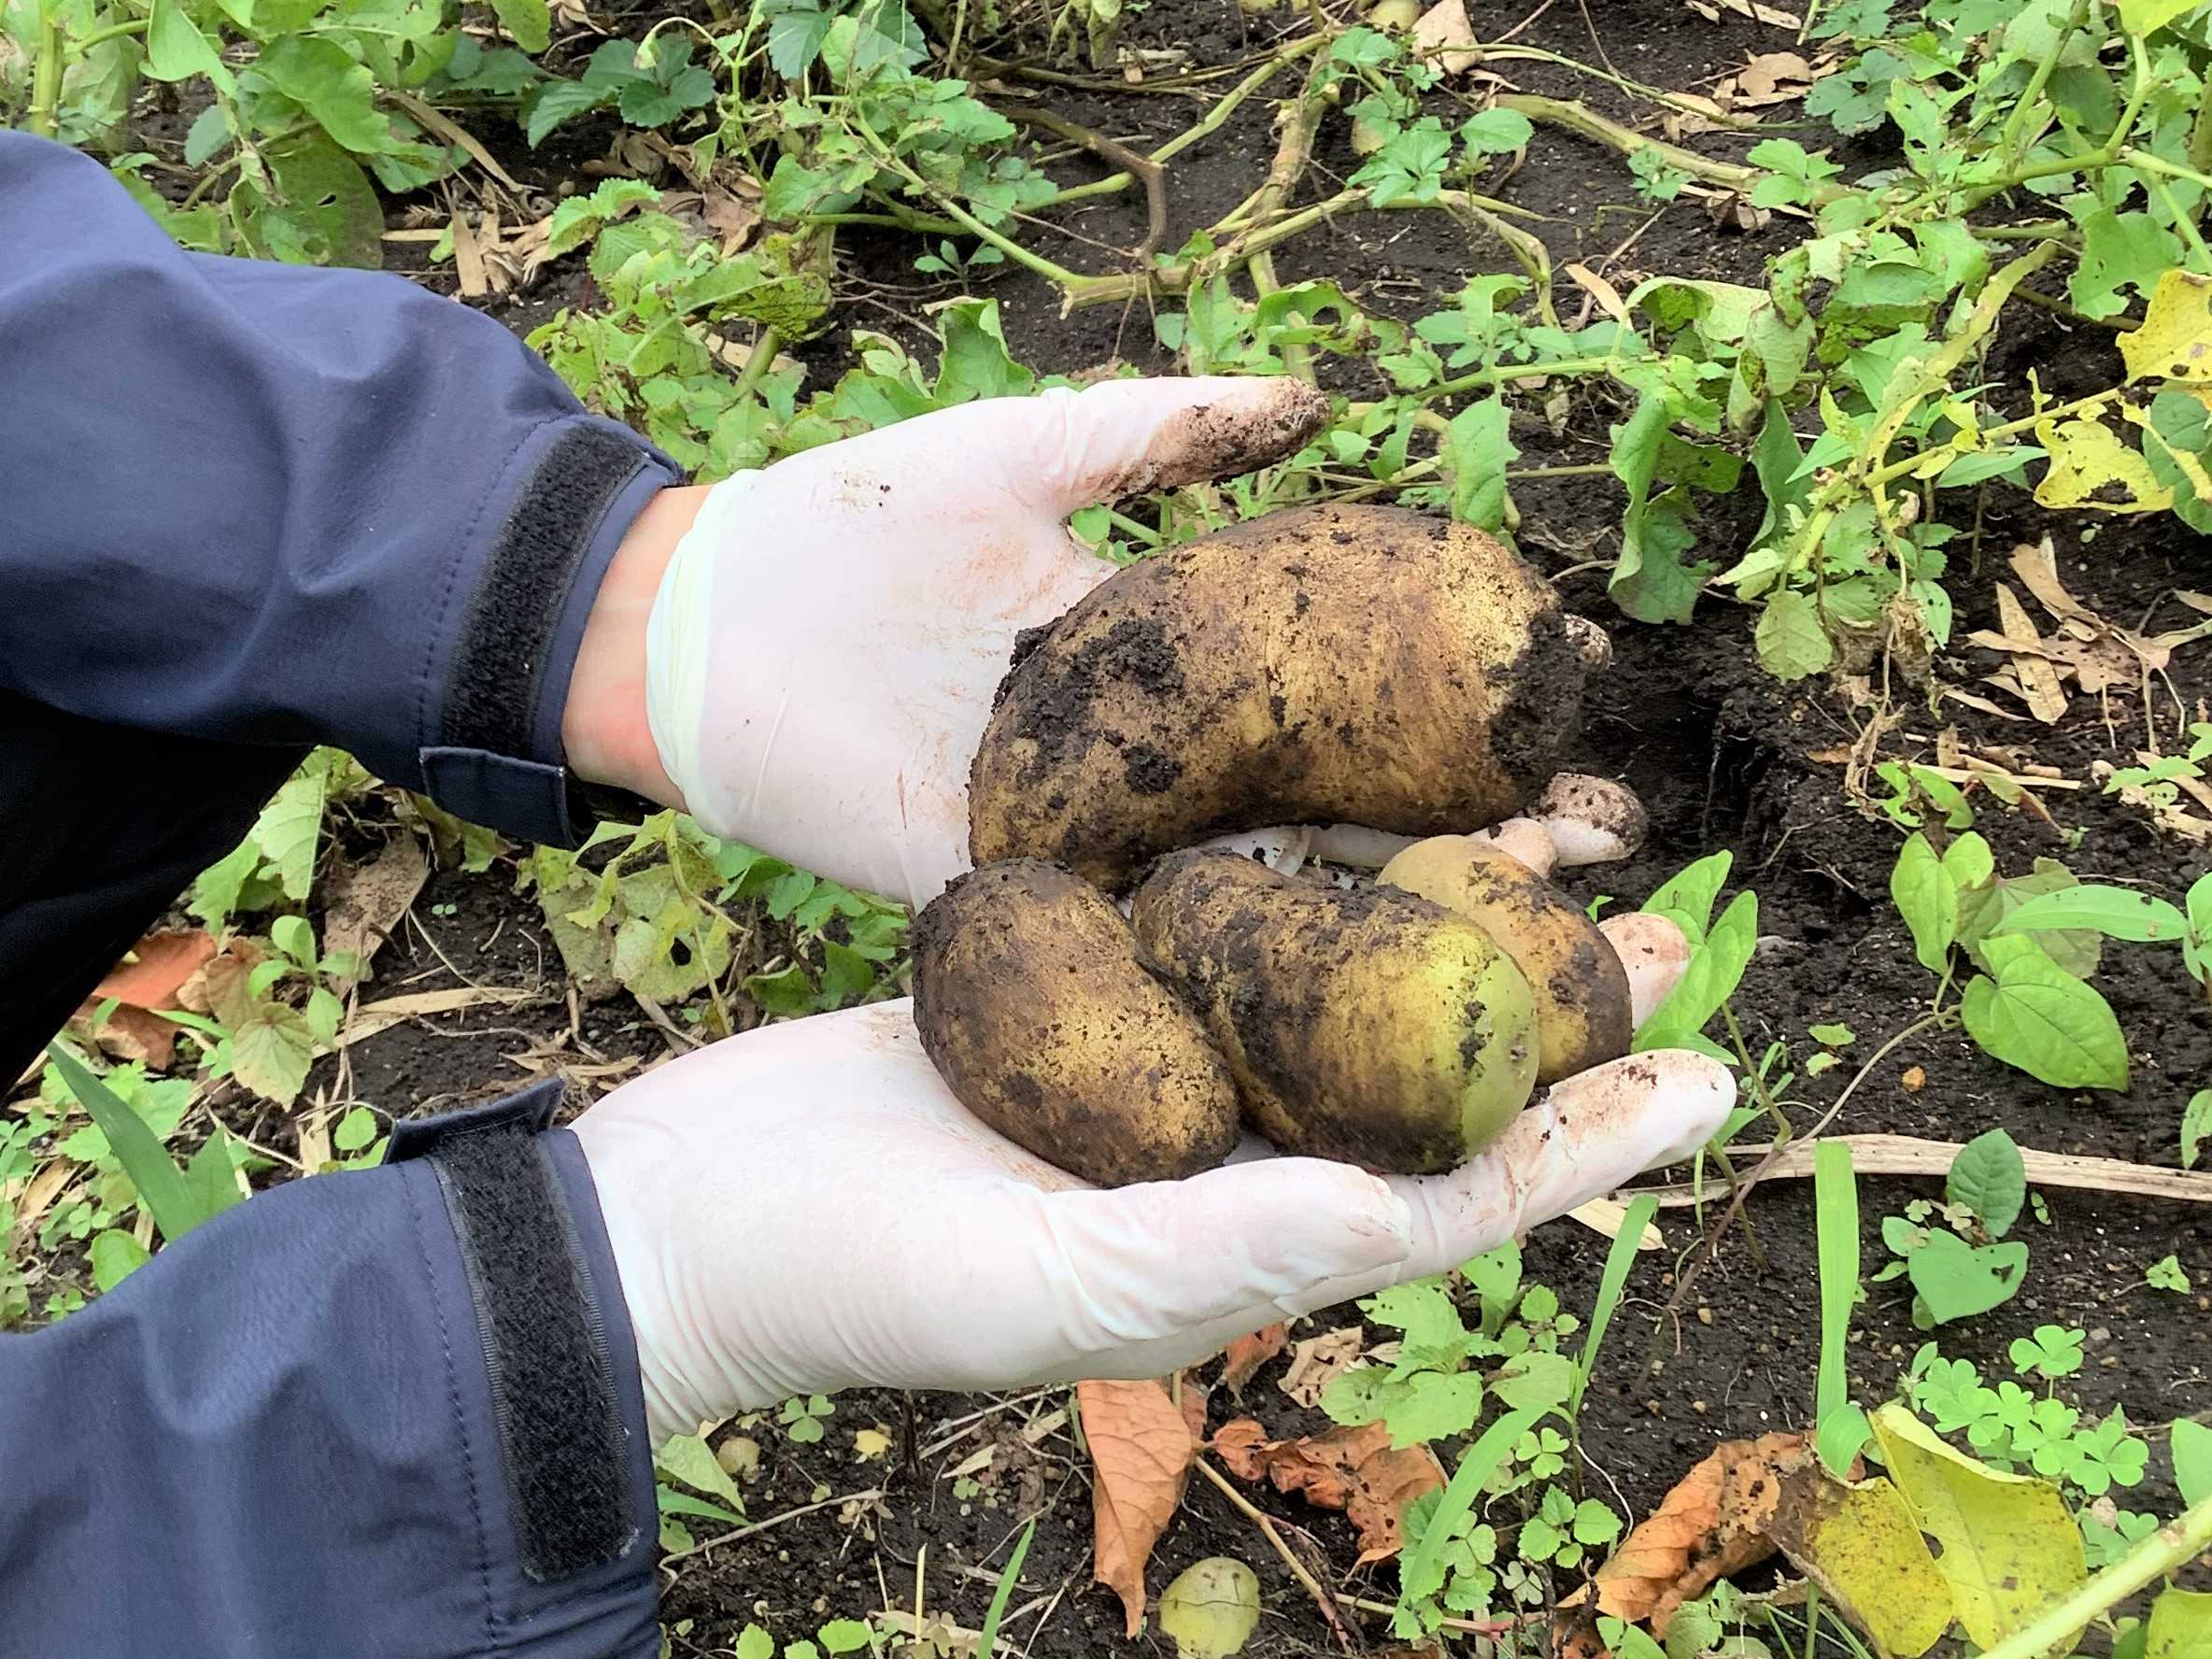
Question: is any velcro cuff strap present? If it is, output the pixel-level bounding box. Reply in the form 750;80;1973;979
398;1086;635;1582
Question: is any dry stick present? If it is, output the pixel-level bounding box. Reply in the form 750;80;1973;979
1002;108;1169;264
656;1487;886;1572
1628;1133;2212;1208
1190;1458;1355;1651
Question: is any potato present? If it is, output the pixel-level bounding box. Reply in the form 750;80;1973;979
1130;850;1539;1174
969;503;1590;889
1377;837;1633;1085
910;860;1240;1188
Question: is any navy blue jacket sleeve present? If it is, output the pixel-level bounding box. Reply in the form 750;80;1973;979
0;1086;661;1658
0;131;683;844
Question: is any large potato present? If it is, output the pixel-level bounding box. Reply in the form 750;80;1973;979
1130;850;1539;1174
910;859;1240;1187
969;503;1589;889
1378;836;1633;1084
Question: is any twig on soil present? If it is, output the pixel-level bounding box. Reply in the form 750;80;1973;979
1627;1133;2212;1207
656;1486;887;1574
1190;1456;1355;1650
1002;108;1169;264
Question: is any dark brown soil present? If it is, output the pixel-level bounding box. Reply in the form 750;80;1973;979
60;0;2212;1652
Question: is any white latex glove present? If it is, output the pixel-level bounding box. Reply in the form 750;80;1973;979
574;1002;1735;1442
642;376;1330;910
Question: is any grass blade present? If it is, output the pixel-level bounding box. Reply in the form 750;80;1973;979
975;1519;1035;1659
1813;1139;1858;1428
45;1042;206;1243
1572;1191;1659;1423
1397;1406;1539;1612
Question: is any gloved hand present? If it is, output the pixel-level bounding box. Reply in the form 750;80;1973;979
627;376;1332;909
573;1001;1734;1443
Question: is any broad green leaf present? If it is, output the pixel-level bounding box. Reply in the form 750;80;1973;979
744;962;818;1017
46;1045;206;1241
1459;107;1533;152
2184;1088;2211;1170
1490;1350;1574;1413
2148;1589;2212;1659
1609;390;1714;626
1755;588;1834;681
736;1627;774;1659
1441;395;1516;532
1763;1459;1952;1657
239;136;385;270
1947;1127;2026;1237
1641;851;1732;946
936;300;1034;404
818;1620;872;1654
2071;209;2184;321
1158;1557;1260;1659
1382;1369;1485;1447
1891;831;1955;972
90;1227;152;1292
489;0;552;52
1637;889;1756;1049
182;1130;246;1220
2117;0;2204;35
257;35;393;154
1461;1239;1521;1312
2174;1417;2212;1506
657;1432;748;1511
1962;935;2130;1091
522;78;613;148
191;838;262;926
1941;831;1993;892
1869;1404;2085;1650
229;1001;317;1105
768;2;834;76
333;1105;377;1153
1994;883;2189;943
147;0;234;91
1906;1228;2029;1324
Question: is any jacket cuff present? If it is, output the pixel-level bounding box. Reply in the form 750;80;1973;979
420;420;678;845
391;1085;661;1630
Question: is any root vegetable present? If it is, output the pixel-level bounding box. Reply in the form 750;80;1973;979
910;860;1240;1187
1467;817;1558;877
1377;836;1633;1085
1129;849;1539;1174
1537;774;1648;867
968;503;1593;890
1597;912;1692;1028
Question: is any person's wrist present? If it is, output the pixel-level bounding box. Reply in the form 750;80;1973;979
561;483;707;806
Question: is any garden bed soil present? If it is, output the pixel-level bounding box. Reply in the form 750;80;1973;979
99;0;2212;1651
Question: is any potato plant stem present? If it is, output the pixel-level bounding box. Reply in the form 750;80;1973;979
27;8;66;139
1978;1493;2212;1659
1495;93;1767;196
70;15;150;53
1996;0;2088;172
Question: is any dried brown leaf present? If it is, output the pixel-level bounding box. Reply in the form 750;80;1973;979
1079;1377;1206;1637
93;930;219;1013
1411;0;1482;76
1210;1418;1444;1563
321;835;429;990
1279;1326;1363;1408
1220;1324;1288;1397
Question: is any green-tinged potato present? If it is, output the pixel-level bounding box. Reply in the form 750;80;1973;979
1130;850;1539;1174
1378;836;1633;1085
970;503;1591;890
910;859;1240;1188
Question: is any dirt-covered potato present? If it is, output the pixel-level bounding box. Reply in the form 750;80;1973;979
910;860;1240;1188
1377;836;1633;1085
1129;850;1539;1174
969;503;1591;889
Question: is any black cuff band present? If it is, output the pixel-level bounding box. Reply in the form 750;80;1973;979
418;1102;636;1582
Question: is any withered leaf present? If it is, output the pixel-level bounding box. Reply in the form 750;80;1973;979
1079;1377;1208;1638
1212;1417;1444;1563
1220;1324;1288;1397
1279;1326;1363;1408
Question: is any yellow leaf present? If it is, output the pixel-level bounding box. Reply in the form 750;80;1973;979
2119;269;2212;384
1159;1557;1261;1659
852;1427;893;1462
1868;1405;2086;1651
2033;411;2176;513
1768;1458;1954;1657
2117;0;2203;35
2148;1587;2212;1658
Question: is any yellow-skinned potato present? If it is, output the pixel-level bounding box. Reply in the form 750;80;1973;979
969;503;1591;889
1378;836;1633;1085
910;860;1239;1187
1130;850;1539;1174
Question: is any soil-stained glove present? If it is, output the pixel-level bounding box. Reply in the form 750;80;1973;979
573;1002;1734;1443
641;377;1330;910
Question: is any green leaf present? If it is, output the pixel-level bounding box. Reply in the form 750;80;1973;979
1440;395;1516;531
1490;1350;1574;1413
1755;588;1835;681
522;78;614;147
1816;1402;1873;1477
182;1130;246;1221
2174;1417;2212;1506
974;1520;1032;1659
818;1620;873;1655
1397;1407;1539;1616
744;962;818;1018
935;300;1034;404
257;35;393;154
489;0;551;52
1947;1128;2026;1237
1609;391;1714;625
2117;0;2203;35
1641;850;1732;946
1158;1558;1261;1659
1458;107;1533;153
238;135;385;270
1941;832;1993;892
2071;209;2183;321
2184;1088;2211;1170
736;1626;775;1659
46;1045;206;1241
1891;831;1955;972
1636;889;1756;1049
2148;1589;2212;1659
90;1227;151;1292
657;1432;748;1511
2148;1254;2192;1293
767;0;834;77
191;838;262;927
229;1001;317;1105
1962;935;2130;1091
655;1484;743;1527
333;1105;377;1153
1382;1370;1486;1447
147;0;234;91
1936;447;2043;487
1992;883;2189;943
1907;1227;2029;1323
